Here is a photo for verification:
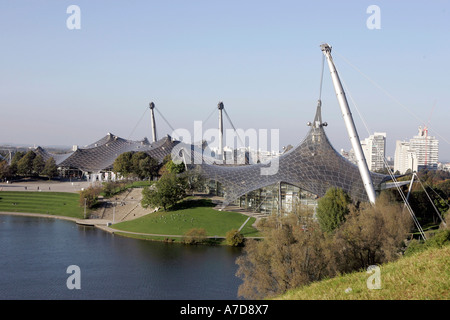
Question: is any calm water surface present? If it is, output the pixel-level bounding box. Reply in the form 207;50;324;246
0;215;244;300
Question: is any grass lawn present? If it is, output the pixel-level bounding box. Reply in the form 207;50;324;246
112;199;261;238
0;191;85;219
275;244;450;300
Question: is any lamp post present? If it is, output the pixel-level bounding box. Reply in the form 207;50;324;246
112;201;116;224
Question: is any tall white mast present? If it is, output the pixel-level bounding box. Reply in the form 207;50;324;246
149;102;157;143
218;101;224;160
320;43;376;204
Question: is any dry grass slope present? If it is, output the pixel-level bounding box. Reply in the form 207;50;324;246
275;245;450;300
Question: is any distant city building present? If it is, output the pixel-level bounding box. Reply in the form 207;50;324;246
438;162;450;172
360;132;386;172
410;126;439;170
340;132;386;172
394;126;439;174
340;148;356;164
394;140;417;174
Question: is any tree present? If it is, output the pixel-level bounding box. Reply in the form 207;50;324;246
236;194;413;299
332;193;413;272
79;186;102;209
236;212;330;299
225;229;245;247
17;150;36;176
141;172;187;211
140;156;159;180
182;167;207;195
131;151;148;177
33;155;45;176
0;160;10;180
134;153;159;179
42;157;58;179
316;187;351;233
114;151;160;179
113;152;133;177
160;154;185;175
9;151;25;176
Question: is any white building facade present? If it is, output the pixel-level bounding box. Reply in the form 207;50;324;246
360;132;386;172
394;126;439;174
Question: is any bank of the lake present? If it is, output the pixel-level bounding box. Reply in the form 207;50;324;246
0;191;261;245
110;199;261;242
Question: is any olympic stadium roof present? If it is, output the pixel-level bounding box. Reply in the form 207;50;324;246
187;102;392;206
34;133;179;173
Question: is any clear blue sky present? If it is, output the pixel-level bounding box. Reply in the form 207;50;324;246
1;0;449;160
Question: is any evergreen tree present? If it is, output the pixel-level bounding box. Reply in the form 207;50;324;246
316;187;351;233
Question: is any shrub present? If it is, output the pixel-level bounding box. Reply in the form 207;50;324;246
226;229;245;247
182;228;207;245
79;186;102;209
331;195;413;272
236;214;330;299
316;187;351;233
405;229;450;256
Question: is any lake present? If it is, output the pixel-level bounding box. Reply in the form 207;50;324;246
0;215;244;300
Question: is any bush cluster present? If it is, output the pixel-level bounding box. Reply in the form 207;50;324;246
236;190;415;299
182;228;207;245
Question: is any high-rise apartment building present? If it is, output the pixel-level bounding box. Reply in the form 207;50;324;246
394;126;439;174
394;140;416;174
360;132;386;171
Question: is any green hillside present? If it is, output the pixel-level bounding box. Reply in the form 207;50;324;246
0;191;84;218
275;244;450;300
112;199;260;238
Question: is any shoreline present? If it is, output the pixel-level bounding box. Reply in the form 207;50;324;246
0;211;80;223
0;211;263;242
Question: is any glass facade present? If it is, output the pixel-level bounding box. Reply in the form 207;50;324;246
234;183;318;215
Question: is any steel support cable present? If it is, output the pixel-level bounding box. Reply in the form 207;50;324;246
128;106;149;140
154;107;177;138
203;106;218;126
222;108;245;147
335;51;449;147
394;173;428;240
318;54;325;101
427;182;449;206
340;72;427;240
414;174;447;226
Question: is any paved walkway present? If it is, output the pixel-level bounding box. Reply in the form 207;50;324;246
0;180;90;193
91;188;151;223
